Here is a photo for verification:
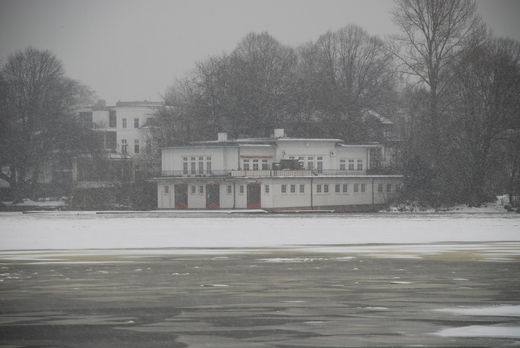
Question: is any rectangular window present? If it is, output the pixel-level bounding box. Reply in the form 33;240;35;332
253;159;259;170
191;185;196;194
307;157;314;170
227;185;232;194
357;160;363;171
199;185;204;194
183;157;188;174
106;132;117;150
146;139;152;155
387;183;392;192
354;183;359;192
243;159;250;170
134;118;139;128
317;184;322;193
206;156;212;173
378;183;383;192
281;184;287;193
340;160;346;171
121;139;128;154
348;160;354;170
324;184;329;193
343;184;348;192
134;139;139;154
198;156;204;174
190;157;196;174
261;159;268;170
122;118;127;128
361;183;366;192
109;110;116;127
299;184;304;193
396;184;401;192
290;184;296;193
265;184;270;193
240;185;244;194
335;184;340;193
164;185;169;194
317;156;323;173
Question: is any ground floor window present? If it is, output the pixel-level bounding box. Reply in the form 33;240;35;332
361;183;366;192
343;184;348;192
299;184;305;193
335;184;340;193
324;184;329;193
164;185;169;194
290;184;295;193
227;185;232;194
316;184;322;193
191;185;196;194
387;183;392;192
378;183;383;192
239;185;244;194
281;184;287;193
265;184;269;193
354;184;359;192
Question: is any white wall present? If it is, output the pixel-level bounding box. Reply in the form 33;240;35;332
156;176;402;209
114;106;157;156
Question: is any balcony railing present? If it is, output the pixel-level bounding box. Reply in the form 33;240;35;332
160;169;369;177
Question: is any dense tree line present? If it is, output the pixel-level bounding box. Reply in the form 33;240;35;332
392;0;520;205
155;0;519;207
155;25;398;143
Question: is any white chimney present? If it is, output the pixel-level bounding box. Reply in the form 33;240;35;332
217;132;228;141
273;128;285;138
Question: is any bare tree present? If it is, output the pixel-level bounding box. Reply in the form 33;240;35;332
0;47;93;201
159;32;297;141
297;24;397;142
445;37;520;204
391;0;482;165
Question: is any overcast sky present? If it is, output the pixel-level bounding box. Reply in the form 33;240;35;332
1;0;519;105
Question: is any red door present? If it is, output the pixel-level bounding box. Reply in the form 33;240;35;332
247;183;261;209
206;184;220;209
174;184;188;209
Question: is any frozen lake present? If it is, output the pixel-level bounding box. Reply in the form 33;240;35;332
1;212;519;347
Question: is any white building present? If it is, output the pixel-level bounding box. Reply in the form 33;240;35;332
156;129;402;211
73;101;162;187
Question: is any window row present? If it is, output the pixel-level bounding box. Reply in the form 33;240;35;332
183;156;212;174
339;159;363;171
242;159;270;170
121;118;141;129
163;182;401;195
121;139;151;154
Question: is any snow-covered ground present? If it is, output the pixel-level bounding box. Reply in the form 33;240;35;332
0;212;518;251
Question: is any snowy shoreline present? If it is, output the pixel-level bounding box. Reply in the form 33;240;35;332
0;213;519;252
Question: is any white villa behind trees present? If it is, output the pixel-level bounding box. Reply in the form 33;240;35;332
156;129;402;211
